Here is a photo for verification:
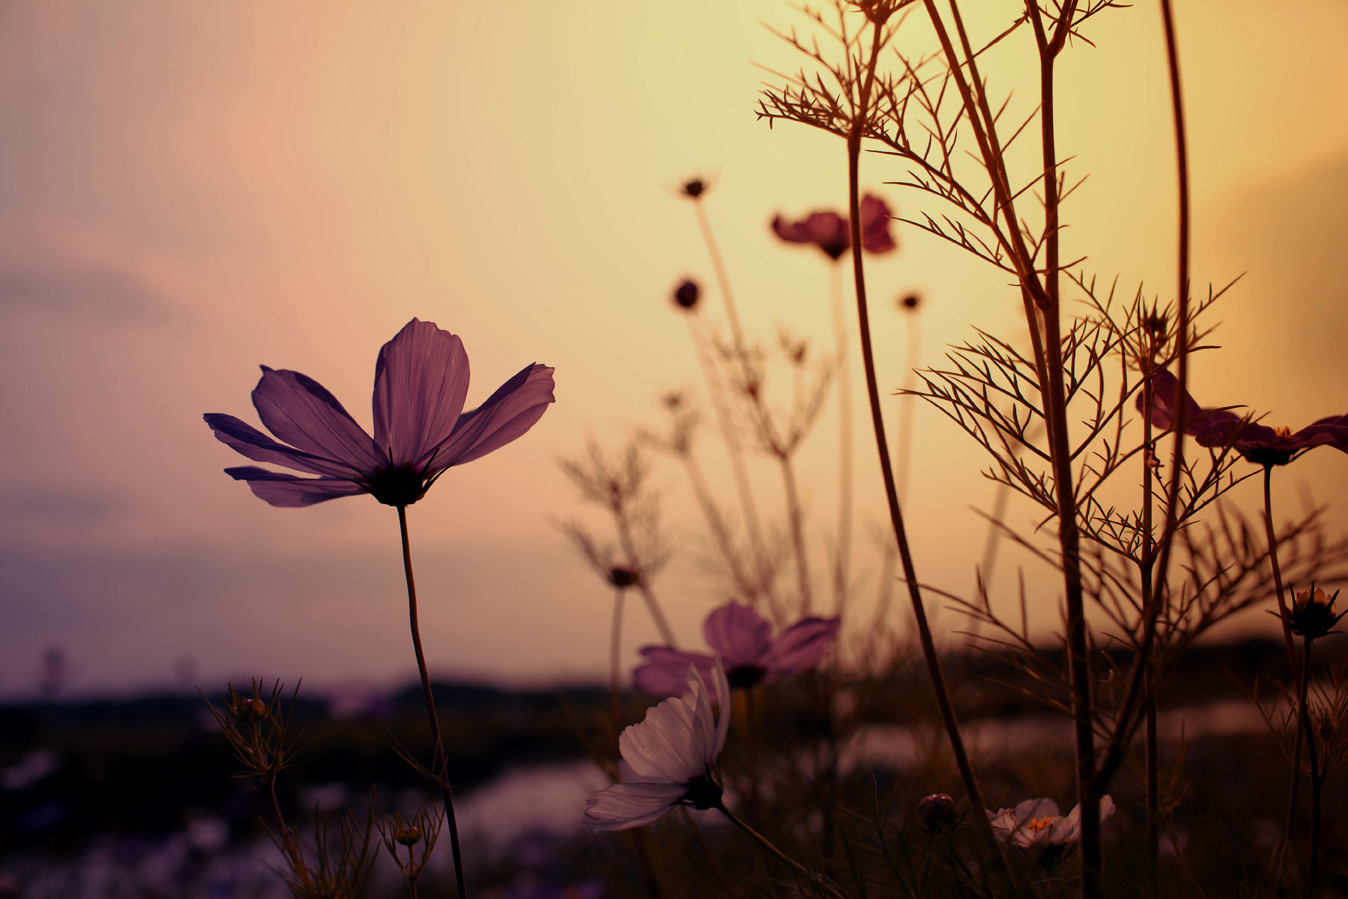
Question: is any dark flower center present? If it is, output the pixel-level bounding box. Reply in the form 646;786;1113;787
682;775;723;811
727;665;766;689
607;566;641;589
368;465;431;507
1243;445;1295;467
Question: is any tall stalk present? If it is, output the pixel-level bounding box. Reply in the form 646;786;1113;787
846;11;1010;881
396;506;468;899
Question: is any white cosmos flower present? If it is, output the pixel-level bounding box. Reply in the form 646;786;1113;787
987;795;1116;849
584;660;730;831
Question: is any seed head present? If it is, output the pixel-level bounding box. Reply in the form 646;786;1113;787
918;792;958;829
608;566;641;589
681;178;707;199
899;293;920;311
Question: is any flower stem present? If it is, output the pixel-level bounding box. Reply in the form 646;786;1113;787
610;586;625;734
847;11;1010;887
830;260;853;614
397;505;468;899
1301;635;1321;899
1266;464;1307;887
715;802;846;899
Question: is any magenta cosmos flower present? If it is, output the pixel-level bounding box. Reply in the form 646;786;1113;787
204;319;555;507
633;600;840;696
584;661;730;830
1139;368;1348;466
771;193;896;260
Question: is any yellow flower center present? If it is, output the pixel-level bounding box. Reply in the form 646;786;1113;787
1274;426;1293;437
1027;816;1054;833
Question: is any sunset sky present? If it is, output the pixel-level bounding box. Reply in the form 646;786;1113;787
4;0;1348;699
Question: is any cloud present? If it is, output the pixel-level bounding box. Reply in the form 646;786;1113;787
0;487;116;525
0;262;174;322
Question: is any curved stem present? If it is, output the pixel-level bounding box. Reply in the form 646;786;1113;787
846;14;1009;885
830;260;853;613
692;200;771;581
397;506;468;899
610;587;625;733
716;802;847;899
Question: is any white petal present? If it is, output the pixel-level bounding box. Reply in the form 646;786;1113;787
711;657;730;757
583;782;688;831
620;694;701;783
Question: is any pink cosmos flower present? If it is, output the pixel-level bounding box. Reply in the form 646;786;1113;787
584;661;730;830
633;600;840;697
771;194;896;260
1138;368;1348;467
987;796;1116;849
204;319;555;507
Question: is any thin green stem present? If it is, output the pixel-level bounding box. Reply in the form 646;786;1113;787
397;505;468;899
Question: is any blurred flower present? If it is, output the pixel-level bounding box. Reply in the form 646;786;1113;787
987;796;1115;849
917;793;958;829
633;600;840;696
673;278;701;310
1137;368;1348;466
771;193;896;260
583;662;730;830
205;319;555;507
899;293;920;311
1290;585;1345;639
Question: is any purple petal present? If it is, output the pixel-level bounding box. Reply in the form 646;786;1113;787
702;602;772;669
223;467;365;507
371;319;471;468
204;413;356;478
772;211;850;260
583;782;686;830
762;615;840;677
251;367;382;472
428;363;555;469
860;194;896;254
632;647;715;697
1137;368;1243;445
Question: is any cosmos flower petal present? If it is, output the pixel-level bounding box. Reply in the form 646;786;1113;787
702;602;772;668
428;363;556;470
1138;368;1245;444
619;694;703;783
710;658;730;757
773;211;850;260
762;615;841;677
251;367;383;470
223;467;365;507
204;413;357;477
583;782;688;831
632;647;715;697
860;193;896;254
371;319;471;468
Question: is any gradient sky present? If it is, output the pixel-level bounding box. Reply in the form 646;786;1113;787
3;0;1348;699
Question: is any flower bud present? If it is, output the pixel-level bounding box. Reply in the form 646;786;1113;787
918;792;957;829
608;566;641;589
673;279;700;311
393;825;423;846
900;293;920;311
1290;585;1344;639
681;178;707;199
229;696;270;723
